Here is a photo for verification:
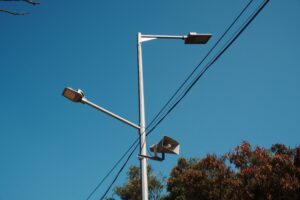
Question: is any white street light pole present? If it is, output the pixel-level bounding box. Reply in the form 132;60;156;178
62;32;211;200
136;32;211;200
137;32;148;200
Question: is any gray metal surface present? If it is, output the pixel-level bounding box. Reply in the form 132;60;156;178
81;98;140;130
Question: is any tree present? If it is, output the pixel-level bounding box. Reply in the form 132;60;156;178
164;142;300;200
164;156;235;200
112;142;300;200
226;142;300;200
110;165;165;200
0;0;39;15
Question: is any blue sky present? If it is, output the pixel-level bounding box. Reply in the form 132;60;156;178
1;0;299;199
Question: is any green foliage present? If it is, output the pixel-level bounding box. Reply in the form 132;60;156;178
111;165;165;200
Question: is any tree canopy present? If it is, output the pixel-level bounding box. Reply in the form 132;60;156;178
166;142;300;200
111;142;300;200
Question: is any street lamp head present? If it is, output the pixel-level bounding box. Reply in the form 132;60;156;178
184;32;212;44
62;87;84;103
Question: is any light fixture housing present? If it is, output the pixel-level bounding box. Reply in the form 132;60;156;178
62;87;84;102
150;136;180;155
184;32;212;44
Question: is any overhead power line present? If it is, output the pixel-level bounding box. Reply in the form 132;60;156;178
85;139;139;200
86;1;270;199
146;0;255;132
99;143;138;200
146;0;270;137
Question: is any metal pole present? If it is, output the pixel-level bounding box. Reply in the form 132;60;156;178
137;32;149;200
81;98;140;130
142;34;186;40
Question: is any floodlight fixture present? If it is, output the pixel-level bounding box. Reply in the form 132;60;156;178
150;136;180;155
140;32;212;45
184;32;212;44
62;87;84;103
139;136;180;161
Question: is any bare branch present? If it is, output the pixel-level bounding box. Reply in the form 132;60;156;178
24;0;40;5
0;9;28;15
0;0;40;5
0;0;39;15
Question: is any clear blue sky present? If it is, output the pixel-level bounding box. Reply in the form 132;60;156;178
1;0;299;199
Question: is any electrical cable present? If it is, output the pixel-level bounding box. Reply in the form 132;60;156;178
144;0;255;158
85;138;139;200
99;141;139;200
146;0;255;133
146;0;270;137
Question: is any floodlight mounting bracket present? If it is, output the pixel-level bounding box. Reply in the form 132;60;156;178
138;153;165;162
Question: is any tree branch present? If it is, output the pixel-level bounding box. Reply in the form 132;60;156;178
0;0;40;5
0;9;28;15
